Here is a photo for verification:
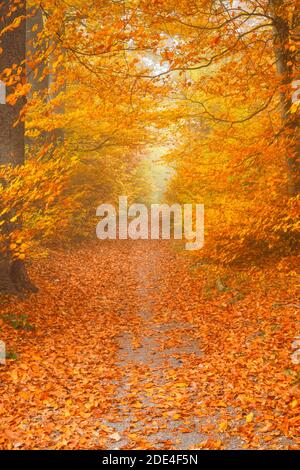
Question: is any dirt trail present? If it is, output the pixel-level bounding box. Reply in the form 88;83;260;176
101;242;246;450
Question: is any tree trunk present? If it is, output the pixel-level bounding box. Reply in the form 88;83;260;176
0;0;37;294
48;44;66;144
26;6;50;148
26;7;49;95
270;0;300;196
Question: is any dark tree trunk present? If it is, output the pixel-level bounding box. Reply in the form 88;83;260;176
0;4;25;166
0;0;37;294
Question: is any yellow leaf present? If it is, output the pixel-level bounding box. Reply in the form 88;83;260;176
133;401;143;409
219;421;228;432
10;370;19;381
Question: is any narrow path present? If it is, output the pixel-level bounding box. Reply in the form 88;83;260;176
103;242;240;450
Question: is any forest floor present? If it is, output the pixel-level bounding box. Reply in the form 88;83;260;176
0;240;299;450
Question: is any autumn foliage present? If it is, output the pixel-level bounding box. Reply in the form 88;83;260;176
0;0;299;450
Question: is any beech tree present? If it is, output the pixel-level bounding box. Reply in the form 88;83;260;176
0;0;37;293
0;0;298;290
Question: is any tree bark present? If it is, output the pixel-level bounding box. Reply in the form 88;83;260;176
48;43;66;144
26;7;49;96
270;0;300;196
0;0;37;294
26;6;50;148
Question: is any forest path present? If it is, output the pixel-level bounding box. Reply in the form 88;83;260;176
103;243;208;450
0;241;298;450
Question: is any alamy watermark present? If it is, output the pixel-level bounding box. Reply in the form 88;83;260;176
96;196;204;250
